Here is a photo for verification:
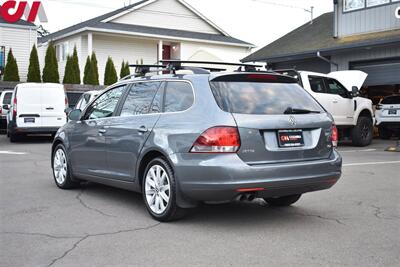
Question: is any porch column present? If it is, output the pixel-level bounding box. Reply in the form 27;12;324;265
158;40;163;64
88;32;93;56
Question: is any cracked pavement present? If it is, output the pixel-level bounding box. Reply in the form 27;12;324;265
1;135;399;266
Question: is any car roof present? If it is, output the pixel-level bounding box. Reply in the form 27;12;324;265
17;83;64;89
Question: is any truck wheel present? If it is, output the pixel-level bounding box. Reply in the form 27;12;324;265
378;126;391;140
351;116;373;147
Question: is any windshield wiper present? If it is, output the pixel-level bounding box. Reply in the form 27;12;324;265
284;107;321;114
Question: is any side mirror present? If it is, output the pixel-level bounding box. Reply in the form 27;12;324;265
68;109;82;121
64;107;72;114
2;104;10;110
351;86;359;97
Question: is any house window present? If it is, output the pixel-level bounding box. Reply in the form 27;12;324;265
344;0;397;12
0;46;5;72
56;43;69;62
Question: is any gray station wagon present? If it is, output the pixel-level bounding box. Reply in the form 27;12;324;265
52;62;342;222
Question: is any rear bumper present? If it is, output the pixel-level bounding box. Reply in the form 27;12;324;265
8;121;60;134
172;150;342;202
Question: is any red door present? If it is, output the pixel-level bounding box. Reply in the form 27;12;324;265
162;45;171;60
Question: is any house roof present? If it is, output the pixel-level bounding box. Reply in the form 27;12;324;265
0;16;36;27
242;12;400;62
38;0;253;47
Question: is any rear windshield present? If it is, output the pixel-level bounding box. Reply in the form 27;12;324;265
382;96;400;105
3;93;12;105
210;82;324;115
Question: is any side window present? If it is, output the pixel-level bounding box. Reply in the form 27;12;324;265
120;82;161;116
164;82;194;113
308;76;326;93
4;93;12;105
150;85;164;114
84;86;126;120
326;78;349;98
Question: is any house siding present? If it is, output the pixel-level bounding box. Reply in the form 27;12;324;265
0;25;37;81
337;1;400;37
111;0;220;34
331;44;400;70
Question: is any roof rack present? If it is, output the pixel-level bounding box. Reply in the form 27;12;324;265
161;60;263;72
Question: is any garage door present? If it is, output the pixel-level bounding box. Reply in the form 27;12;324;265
350;57;400;86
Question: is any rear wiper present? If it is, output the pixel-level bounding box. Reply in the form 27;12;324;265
284;107;321;114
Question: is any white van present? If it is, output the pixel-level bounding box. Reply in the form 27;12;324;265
7;83;68;142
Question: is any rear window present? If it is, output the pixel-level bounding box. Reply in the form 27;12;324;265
3;92;12;105
210;82;324;115
382;96;400;105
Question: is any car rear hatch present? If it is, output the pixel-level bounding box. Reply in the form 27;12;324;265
210;73;334;165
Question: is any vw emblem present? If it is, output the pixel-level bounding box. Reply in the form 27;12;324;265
289;116;296;126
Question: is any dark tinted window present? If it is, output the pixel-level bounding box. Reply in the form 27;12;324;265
308;76;326;93
210;82;324;115
85;86;126;120
120;82;160;116
3;92;12;105
326;78;349;97
382;95;400;105
164;82;194;112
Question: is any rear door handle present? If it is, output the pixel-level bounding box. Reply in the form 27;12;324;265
98;129;107;134
138;126;148;133
332;100;338;104
46;107;54;110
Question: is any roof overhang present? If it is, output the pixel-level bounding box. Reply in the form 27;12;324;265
38;27;253;48
0;22;37;30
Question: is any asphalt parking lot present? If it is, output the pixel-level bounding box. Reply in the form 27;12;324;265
0;134;399;267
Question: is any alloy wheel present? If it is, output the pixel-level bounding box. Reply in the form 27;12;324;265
53;148;67;185
145;165;171;214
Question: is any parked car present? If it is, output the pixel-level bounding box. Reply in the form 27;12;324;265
375;95;400;139
52;66;342;222
74;90;100;111
275;70;374;147
66;92;83;109
7;83;68;142
0;90;13;130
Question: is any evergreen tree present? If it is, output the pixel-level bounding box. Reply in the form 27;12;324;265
104;57;118;85
70;46;81;84
27;45;41;82
42;43;59;83
3;49;20;82
63;56;74;84
83;56;92;85
91;52;99;85
120;60;130;79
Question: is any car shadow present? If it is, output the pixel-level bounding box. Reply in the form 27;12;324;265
75;182;338;227
13;135;54;144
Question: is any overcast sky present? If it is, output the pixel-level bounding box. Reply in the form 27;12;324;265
38;0;333;50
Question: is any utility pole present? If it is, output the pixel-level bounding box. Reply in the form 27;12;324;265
304;6;314;24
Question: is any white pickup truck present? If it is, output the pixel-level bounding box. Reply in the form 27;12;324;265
276;70;374;147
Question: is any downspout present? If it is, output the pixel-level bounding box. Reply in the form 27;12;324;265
317;51;339;71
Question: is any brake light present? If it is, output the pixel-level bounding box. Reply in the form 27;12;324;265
190;127;241;153
331;124;338;148
247;74;278;81
12;96;17;118
65;95;69;109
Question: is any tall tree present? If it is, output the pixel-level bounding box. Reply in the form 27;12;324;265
63;56;74;84
83;56;92;85
3;49;20;82
104;57;118;86
42;43;59;83
120;60;130;79
27;45;41;82
91;52;99;85
70;46;81;84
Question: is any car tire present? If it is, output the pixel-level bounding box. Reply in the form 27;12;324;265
52;144;80;189
142;157;186;222
378;126;391;140
264;194;302;207
9;133;21;143
351;116;373;147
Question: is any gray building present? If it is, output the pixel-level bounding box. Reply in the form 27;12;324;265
243;0;400;101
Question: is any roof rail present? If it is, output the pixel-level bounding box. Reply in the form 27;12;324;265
161;60;263;72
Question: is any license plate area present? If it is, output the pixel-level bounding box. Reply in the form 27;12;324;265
388;109;397;115
24;118;36;123
277;130;304;148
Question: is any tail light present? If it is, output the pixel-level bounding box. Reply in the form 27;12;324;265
12;96;17;118
65;95;69;109
190;126;241;153
331;124;338;148
375;104;382;110
0;106;2;114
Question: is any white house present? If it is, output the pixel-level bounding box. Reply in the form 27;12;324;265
37;0;254;84
0;17;37;81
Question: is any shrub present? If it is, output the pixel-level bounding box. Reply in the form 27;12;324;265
104;57;118;85
70;46;81;84
42;43;59;83
63;56;74;84
83;56;92;85
3;49;20;82
91;52;99;85
120;60;130;79
27;45;41;82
